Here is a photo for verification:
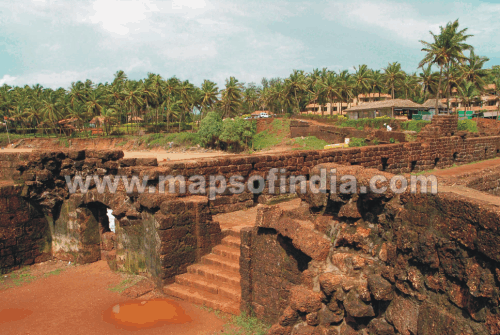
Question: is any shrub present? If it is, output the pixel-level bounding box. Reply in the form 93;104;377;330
457;120;478;133
198;112;223;148
400;120;431;133
348;137;367;147
219;117;256;152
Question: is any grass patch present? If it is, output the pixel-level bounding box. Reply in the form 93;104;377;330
400;120;431;133
10;272;36;286
288;136;328;150
108;276;143;293
457;120;478;133
44;268;65;277
252;118;290;151
116;140;128;147
140;132;200;148
221;312;270;335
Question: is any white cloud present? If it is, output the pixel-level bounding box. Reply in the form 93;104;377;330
326;0;443;45
88;0;160;35
10;68;110;89
0;75;17;86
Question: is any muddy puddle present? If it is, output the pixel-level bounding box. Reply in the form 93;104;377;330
102;298;192;331
0;308;33;325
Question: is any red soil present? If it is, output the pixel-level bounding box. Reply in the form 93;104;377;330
0;261;225;335
430;157;500;177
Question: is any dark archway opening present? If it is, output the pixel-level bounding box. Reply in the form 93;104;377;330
434;157;440;168
453;152;458;161
381;157;389;171
410;160;417;172
83;202;117;268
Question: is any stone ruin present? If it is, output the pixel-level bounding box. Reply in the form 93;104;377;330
1;115;500;333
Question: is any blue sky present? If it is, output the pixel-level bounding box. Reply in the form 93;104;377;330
0;0;499;89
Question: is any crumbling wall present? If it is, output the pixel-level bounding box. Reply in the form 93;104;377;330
418;114;459;140
242;164;500;335
0;185;51;274
0;152;30;181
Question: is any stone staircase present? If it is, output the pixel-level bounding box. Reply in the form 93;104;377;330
163;230;242;315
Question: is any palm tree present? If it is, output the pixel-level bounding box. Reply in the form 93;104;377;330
285;70;307;114
353;65;373;104
419;19;473;111
419;65;439;101
382;62;406;99
320;72;338;116
457;81;481;111
200;80;219;117
460;50;490;90
220;77;243;118
177;80;195;131
335;70;355;114
122;82;144;134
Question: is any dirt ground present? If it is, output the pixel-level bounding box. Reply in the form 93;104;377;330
0;261;226;335
429;157;500;177
0;148;228;162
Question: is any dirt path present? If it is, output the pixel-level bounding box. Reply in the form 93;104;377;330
431;158;500;177
0;148;229;162
0;261;225;335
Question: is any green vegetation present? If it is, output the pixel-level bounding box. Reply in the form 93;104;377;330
141;132;200;147
197;112;256;151
348;137;367;147
288;136;328;150
9;272;35;287
108;276;143;293
457;119;478;132
252;118;290;151
339;116;395;129
196;306;270;335
44;268;65;277
400;120;431;132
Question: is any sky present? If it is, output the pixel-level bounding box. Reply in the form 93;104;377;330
0;0;499;89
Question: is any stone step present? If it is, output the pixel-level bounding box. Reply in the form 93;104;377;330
221;236;241;248
187;263;241;286
164;283;240;315
212;245;240;262
175;273;241;301
201;253;240;273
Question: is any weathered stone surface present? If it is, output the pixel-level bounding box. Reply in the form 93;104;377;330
279;306;299;326
367;274;394;301
289;286;323;314
417;303;478;335
367;318;395;335
385;296;418;335
343;291;375;318
318;304;343;325
319;273;343;296
269;324;293;335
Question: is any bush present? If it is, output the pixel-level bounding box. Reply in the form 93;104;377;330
219;117;256;152
457;120;478;133
198;112;223;148
400;120;431;133
348;137;367;147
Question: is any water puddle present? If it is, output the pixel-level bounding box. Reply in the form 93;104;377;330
102;298;191;330
0;308;33;325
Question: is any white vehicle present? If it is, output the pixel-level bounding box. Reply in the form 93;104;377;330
259;112;269;118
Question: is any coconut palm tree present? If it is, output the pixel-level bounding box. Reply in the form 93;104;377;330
320;72;338;116
460;50;490;91
335;70;355;114
419;65;439;101
457;81;481;111
200;80;219;117
285;70;307;114
419;19;473;111
353;65;373;103
382;62;406;99
220;77;243;118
